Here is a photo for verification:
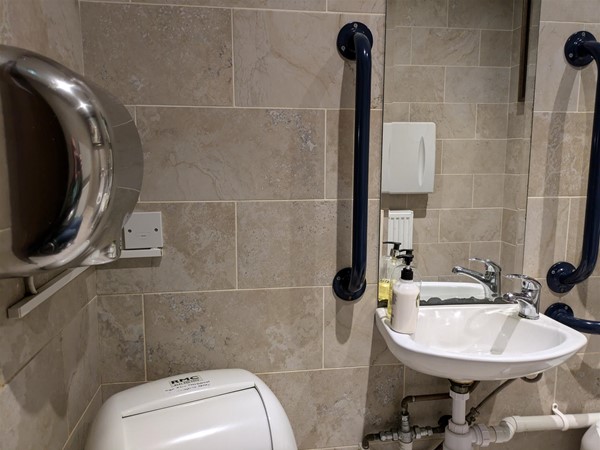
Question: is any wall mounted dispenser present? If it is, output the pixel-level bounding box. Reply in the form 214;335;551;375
0;46;143;278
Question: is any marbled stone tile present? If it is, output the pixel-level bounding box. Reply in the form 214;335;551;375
534;21;583;113
386;0;448;27
328;0;385;13
102;382;144;402
540;0;600;23
81;3;232;105
448;0;513;30
96;202;236;294
138;107;325;201
62;388;102;450
326;109;381;199
476;104;508;139
500;241;518;275
443;140;507;174
445;67;510;103
259;366;404;449
480;30;512;67
61;299;100;432
324;286;396;368
439;209;502;243
522;197;570;278
383;102;410;122
556;354;600;413
411;28;479;67
144;289;323;379
567;198;600;279
503;174;528;211
473;174;504;208
233;10;385;108
384;27;412;66
410;103;476;139
133;0;326;9
508;101;534;139
384;66;445;103
412;209;440;244
528;112;592;197
0;338;68;450
407;175;473;209
502;430;586;450
505;138;531;174
237;200;379;288
470;241;501;264
98;295;145;383
0;269;95;384
412;242;470;278
0;0;83;72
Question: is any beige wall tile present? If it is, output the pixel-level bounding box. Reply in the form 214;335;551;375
439;209;503;242
134;0;326;9
233;10;384;108
98;295;145;383
500;241;517;274
386;0;447;27
470;241;501;264
237;200;379;288
62;389;102;450
528;112;592;197
503;174;528;211
0;339;68;450
566;197;600;279
97;202;236;294
407;175;473;209
0;269;95;384
443;140;507;174
476;104;508;139
411;103;476;139
259;366;404;449
508;102;534;139
501;208;518;244
385;65;445;103
326;109;381;199
61;300;100;432
411;28;479;66
138;107;325;201
412;209;440;244
328;0;385;13
383;102;410;122
448;0;513;30
522;197;570;278
0;0;83;72
144;289;323;378
102;382;144;402
413;242;470;278
540;0;600;23
324;286;396;367
501;430;587;449
445;67;510;103
480;30;513;67
556;354;600;413
534;22;583;112
473;174;504;208
81;3;232;105
505;138;531;174
385;27;412;66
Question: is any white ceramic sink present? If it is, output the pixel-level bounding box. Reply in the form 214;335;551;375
375;303;587;381
420;281;485;301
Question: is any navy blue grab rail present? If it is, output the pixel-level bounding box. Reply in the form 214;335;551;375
332;22;373;301
547;31;600;295
546;303;600;335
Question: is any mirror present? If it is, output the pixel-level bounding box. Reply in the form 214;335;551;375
380;0;541;285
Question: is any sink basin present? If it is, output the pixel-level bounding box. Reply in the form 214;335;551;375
420;281;485;301
375;304;587;381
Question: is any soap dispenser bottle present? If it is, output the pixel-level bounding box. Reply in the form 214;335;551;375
390;257;420;334
386;249;419;318
378;241;402;307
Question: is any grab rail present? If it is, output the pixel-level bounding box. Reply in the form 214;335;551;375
547;31;600;294
546;303;600;335
332;22;373;301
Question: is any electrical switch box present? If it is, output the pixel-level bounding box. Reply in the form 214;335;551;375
123;212;163;250
381;122;436;194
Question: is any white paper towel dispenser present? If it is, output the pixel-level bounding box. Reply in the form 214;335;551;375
0;46;143;278
381;122;436;194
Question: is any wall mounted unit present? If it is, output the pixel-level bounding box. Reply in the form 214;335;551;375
0;46;143;278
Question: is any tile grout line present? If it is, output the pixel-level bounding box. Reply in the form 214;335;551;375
61;384;103;450
142;294;148;382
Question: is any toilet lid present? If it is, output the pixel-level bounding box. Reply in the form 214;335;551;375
123;388;272;450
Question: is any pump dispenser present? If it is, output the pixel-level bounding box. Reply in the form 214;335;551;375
378;242;402;306
390;253;420;334
386;249;417;317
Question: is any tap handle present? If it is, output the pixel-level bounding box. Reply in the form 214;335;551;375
504;274;541;293
469;257;501;274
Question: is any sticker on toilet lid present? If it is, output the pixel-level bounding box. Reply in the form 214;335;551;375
164;374;211;393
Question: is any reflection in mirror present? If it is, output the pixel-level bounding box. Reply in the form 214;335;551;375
380;0;541;287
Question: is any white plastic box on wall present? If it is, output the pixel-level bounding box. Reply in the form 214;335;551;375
381;122;436;194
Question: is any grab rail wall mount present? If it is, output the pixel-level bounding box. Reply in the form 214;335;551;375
546;31;600;334
332;22;373;302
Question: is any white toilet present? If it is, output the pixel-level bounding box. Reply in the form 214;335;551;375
86;369;297;450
